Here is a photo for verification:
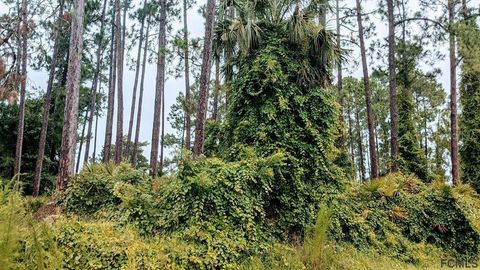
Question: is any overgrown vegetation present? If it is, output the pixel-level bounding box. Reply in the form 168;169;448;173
2;167;479;269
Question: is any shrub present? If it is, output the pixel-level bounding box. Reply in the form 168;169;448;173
329;173;480;261
62;163;151;217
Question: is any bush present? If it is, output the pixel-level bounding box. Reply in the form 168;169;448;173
329;173;480;261
62;163;151;217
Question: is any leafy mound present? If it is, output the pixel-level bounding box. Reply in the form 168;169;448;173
329;173;480;262
216;23;344;238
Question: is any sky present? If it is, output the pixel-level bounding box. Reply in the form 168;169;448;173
1;0;455;173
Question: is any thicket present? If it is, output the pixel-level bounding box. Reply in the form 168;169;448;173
3;164;480;269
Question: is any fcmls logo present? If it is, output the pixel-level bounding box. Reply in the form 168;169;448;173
440;258;479;268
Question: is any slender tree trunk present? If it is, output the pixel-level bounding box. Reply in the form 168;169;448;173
448;0;460;185
75;109;88;173
387;0;399;172
126;0;146;158
84;0;107;165
355;108;366;181
114;0;124;164
132;19;150;166
93;88;99;163
192;0;216;157
336;0;344;123
319;0;326;26
224;4;234;104
56;0;86;191
150;0;167;176
183;0;192;150
14;0;28;177
160;79;165;175
103;11;117;163
212;58;220;121
347;96;356;172
32;0;65;196
424;115;428;158
355;0;378;179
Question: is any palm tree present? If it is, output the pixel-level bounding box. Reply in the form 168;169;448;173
214;0;342;88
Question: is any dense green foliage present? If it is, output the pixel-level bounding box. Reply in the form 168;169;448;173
217;23;343;238
3;165;479;269
396;41;430;182
330;173;480;261
459;20;480;193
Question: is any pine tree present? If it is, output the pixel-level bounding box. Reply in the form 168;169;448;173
459;14;480;192
57;0;86;191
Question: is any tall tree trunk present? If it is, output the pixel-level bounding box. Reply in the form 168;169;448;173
183;0;192;151
336;0;343;123
103;11;117;163
387;0;399;172
319;0;326;26
355;0;378;179
84;0;107;165
33;0;65;196
212;58;220;121
114;0;124;164
132;19;150;166
224;4;234;104
14;0;28;178
56;0;86;191
448;0;460;185
160;79;165;175
192;0;216;157
150;0;167;176
75;109;88;173
347;95;356;173
355;108;366;181
93;86;99;163
126;0;146;158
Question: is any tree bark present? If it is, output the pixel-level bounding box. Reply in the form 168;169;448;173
114;0;124;164
75;109;88;173
192;0;216;157
14;0;28;178
132;19;150;166
212;58;220;121
56;0;86;191
448;0;460;185
160;76;165;175
103;10;117;163
347;94;356;173
126;0;146;158
93;88;99;163
387;0;399;172
355;0;378;179
355;107;366;181
150;0;167;176
84;0;107;165
336;0;344;124
183;0;192;151
33;0;65;196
